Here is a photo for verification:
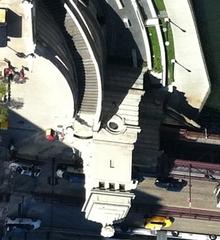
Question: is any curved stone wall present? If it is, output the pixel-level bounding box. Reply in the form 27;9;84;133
77;1;106;67
64;0;104;133
33;0;78;115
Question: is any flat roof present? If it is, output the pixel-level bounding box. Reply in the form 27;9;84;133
0;8;6;24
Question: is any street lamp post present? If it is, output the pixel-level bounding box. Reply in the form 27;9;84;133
171;59;191;73
165;18;186;33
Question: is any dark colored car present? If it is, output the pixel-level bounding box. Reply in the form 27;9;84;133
155;177;187;192
9;162;41;177
5;217;41;232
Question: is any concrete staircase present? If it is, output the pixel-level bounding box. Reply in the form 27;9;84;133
99;64;163;174
64;4;102;136
133;91;165;173
103;65;145;127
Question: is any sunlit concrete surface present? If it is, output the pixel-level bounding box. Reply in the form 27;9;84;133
10;56;74;130
0;0;74;130
164;0;210;111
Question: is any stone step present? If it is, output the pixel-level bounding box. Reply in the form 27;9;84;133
138;124;160;133
106;76;144;87
80;92;98;98
119;104;139;112
104;90;144;100
75;46;89;52
77;63;95;70
134;142;159;152
73;37;86;44
107;64;143;75
120;115;139;123
81;71;97;78
80;84;98;91
71;33;83;41
136;130;159;141
74;56;86;63
81;92;99;98
125;119;139;126
80;108;96;113
117;109;139;117
80;103;97;110
132;153;158;169
136;131;159;140
65;20;78;36
103;103;139;112
73;38;87;45
106;74;143;81
84;84;99;90
121;97;142;106
140;106;163;117
103;96;142;107
80;107;96;113
80;95;98;102
105;81;143;91
76;50;91;59
80;103;97;109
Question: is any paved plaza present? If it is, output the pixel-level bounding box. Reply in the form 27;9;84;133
0;0;75;132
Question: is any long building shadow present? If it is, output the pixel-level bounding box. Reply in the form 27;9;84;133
97;1;144;126
33;0;78;114
1;110;90;237
7;9;22;38
115;188;163;233
133;76;201;176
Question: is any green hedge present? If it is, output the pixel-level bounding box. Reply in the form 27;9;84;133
148;26;163;73
0;82;6;100
0;105;8;123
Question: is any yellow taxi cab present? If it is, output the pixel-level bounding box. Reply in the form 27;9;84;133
144;216;174;230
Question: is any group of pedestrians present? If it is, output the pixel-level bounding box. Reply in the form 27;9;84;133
3;58;27;82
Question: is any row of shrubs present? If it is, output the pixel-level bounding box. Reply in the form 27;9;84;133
0;82;8;125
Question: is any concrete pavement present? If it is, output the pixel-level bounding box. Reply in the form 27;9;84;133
130;178;220;235
0;0;75;132
124;177;220;236
137;177;220;211
164;0;210;112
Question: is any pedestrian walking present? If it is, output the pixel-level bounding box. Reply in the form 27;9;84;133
3;68;10;78
8;68;14;82
19;66;25;81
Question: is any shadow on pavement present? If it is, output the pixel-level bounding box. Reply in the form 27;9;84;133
7;9;22;38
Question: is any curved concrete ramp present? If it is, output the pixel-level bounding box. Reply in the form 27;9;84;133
164;0;210;111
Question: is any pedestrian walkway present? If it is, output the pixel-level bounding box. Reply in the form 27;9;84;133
164;0;210;112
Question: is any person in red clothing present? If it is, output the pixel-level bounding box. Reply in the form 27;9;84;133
4;67;10;78
19;66;25;81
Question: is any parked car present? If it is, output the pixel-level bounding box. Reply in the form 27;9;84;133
5;217;41;232
9;162;41;177
56;164;85;183
155;177;187;192
144;216;174;231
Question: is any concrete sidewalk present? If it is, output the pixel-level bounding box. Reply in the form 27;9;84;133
164;0;210;112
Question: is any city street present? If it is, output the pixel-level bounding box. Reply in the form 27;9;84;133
0;156;220;239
